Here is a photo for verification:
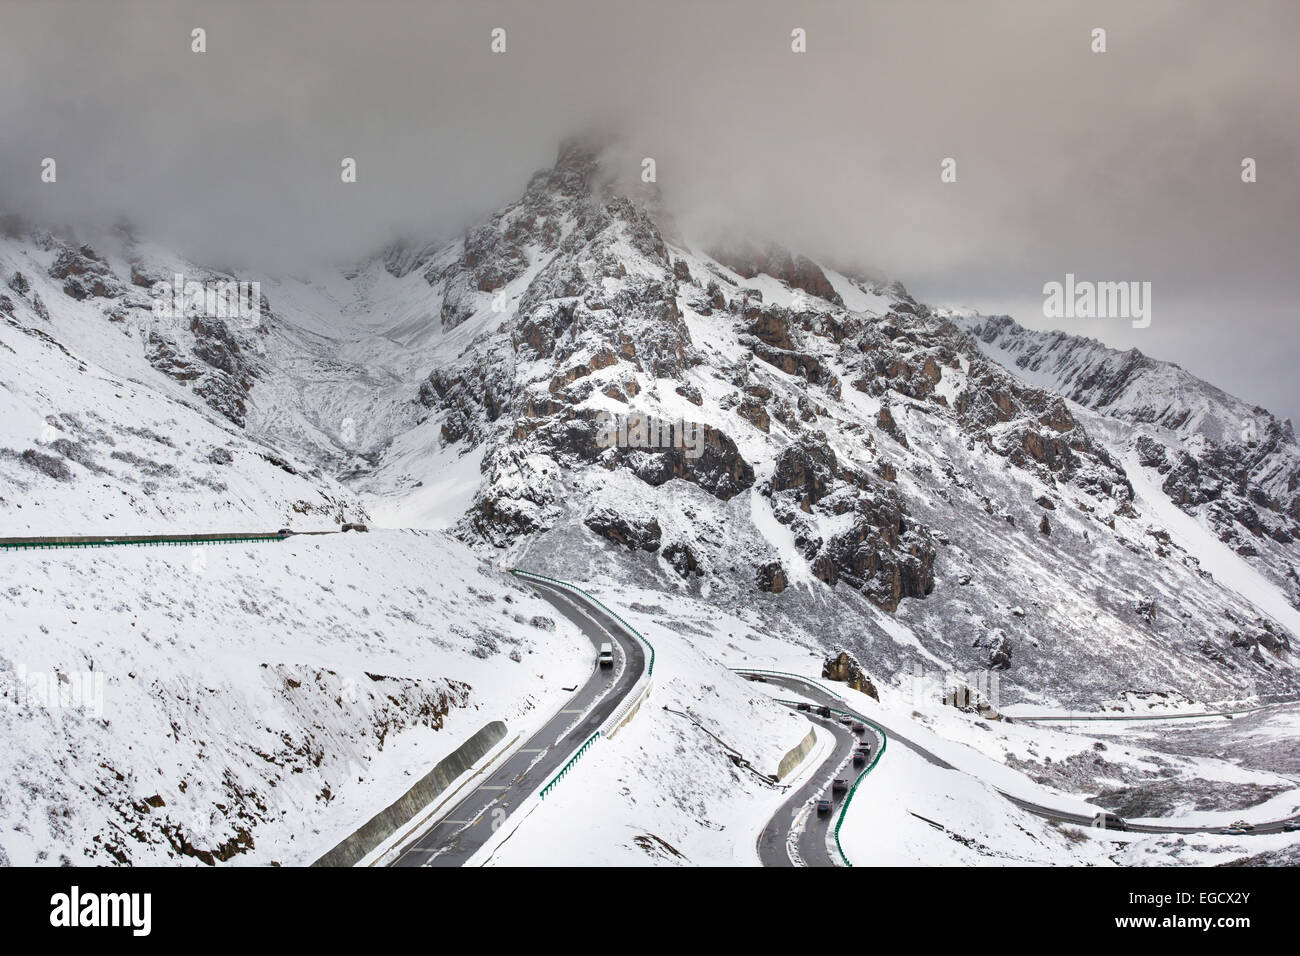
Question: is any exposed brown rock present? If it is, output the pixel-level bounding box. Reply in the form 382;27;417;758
738;396;770;432
584;509;661;552
821;650;879;700
756;561;787;593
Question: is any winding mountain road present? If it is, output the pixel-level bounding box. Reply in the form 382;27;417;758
391;575;646;866
740;670;1300;841
756;707;880;867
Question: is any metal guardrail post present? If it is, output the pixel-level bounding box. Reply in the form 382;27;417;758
539;730;602;800
0;533;289;550
832;712;886;868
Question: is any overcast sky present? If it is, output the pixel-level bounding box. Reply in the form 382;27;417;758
2;0;1297;422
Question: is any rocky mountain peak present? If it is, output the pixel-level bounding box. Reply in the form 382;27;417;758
6;129;1296;706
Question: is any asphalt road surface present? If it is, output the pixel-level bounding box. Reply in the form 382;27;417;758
1012;706;1281;722
742;671;1300;840
756;707;880;867
392;578;645;866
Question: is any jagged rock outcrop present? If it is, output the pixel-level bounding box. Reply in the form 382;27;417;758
710;241;844;307
821;650;880;700
974;629;1014;670
764;439;936;611
584;509;661;552
1226;619;1290;657
755;561;787;593
48;244;124;300
662;542;702;578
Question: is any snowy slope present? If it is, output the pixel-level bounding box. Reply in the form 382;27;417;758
2;132;1298;868
0;530;589;865
957;312;1300;609
0;235;367;534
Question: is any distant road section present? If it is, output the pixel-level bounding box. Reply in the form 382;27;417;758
740;670;1300;839
1010;705;1284;722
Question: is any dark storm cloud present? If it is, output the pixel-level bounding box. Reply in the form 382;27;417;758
1;0;1297;419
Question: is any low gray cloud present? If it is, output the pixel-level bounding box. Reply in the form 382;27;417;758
2;0;1296;419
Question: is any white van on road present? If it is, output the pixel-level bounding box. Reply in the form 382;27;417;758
598;642;614;668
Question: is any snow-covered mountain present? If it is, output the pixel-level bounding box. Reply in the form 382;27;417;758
0;225;368;534
957;313;1300;609
2;133;1298;865
4;135;1298;704
324;135;1297;705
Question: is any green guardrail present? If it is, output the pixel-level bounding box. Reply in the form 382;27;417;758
745;669;888;868
539;730;601;800
510;568;656;676
831;707;886;868
0;533;288;551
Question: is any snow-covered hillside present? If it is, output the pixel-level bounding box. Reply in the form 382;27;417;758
2;132;1297;867
958;312;1300;609
0;232;367;534
0;530;589;865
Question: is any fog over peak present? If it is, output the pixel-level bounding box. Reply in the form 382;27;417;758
2;0;1296;420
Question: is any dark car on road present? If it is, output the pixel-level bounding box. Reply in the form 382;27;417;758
832;778;848;795
1091;812;1128;831
796;702;811;712
815;798;832;816
816;705;832;718
852;721;866;734
852;751;867;767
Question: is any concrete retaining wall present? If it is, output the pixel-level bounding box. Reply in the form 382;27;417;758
776;727;817;781
605;680;652;739
312;720;507;867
